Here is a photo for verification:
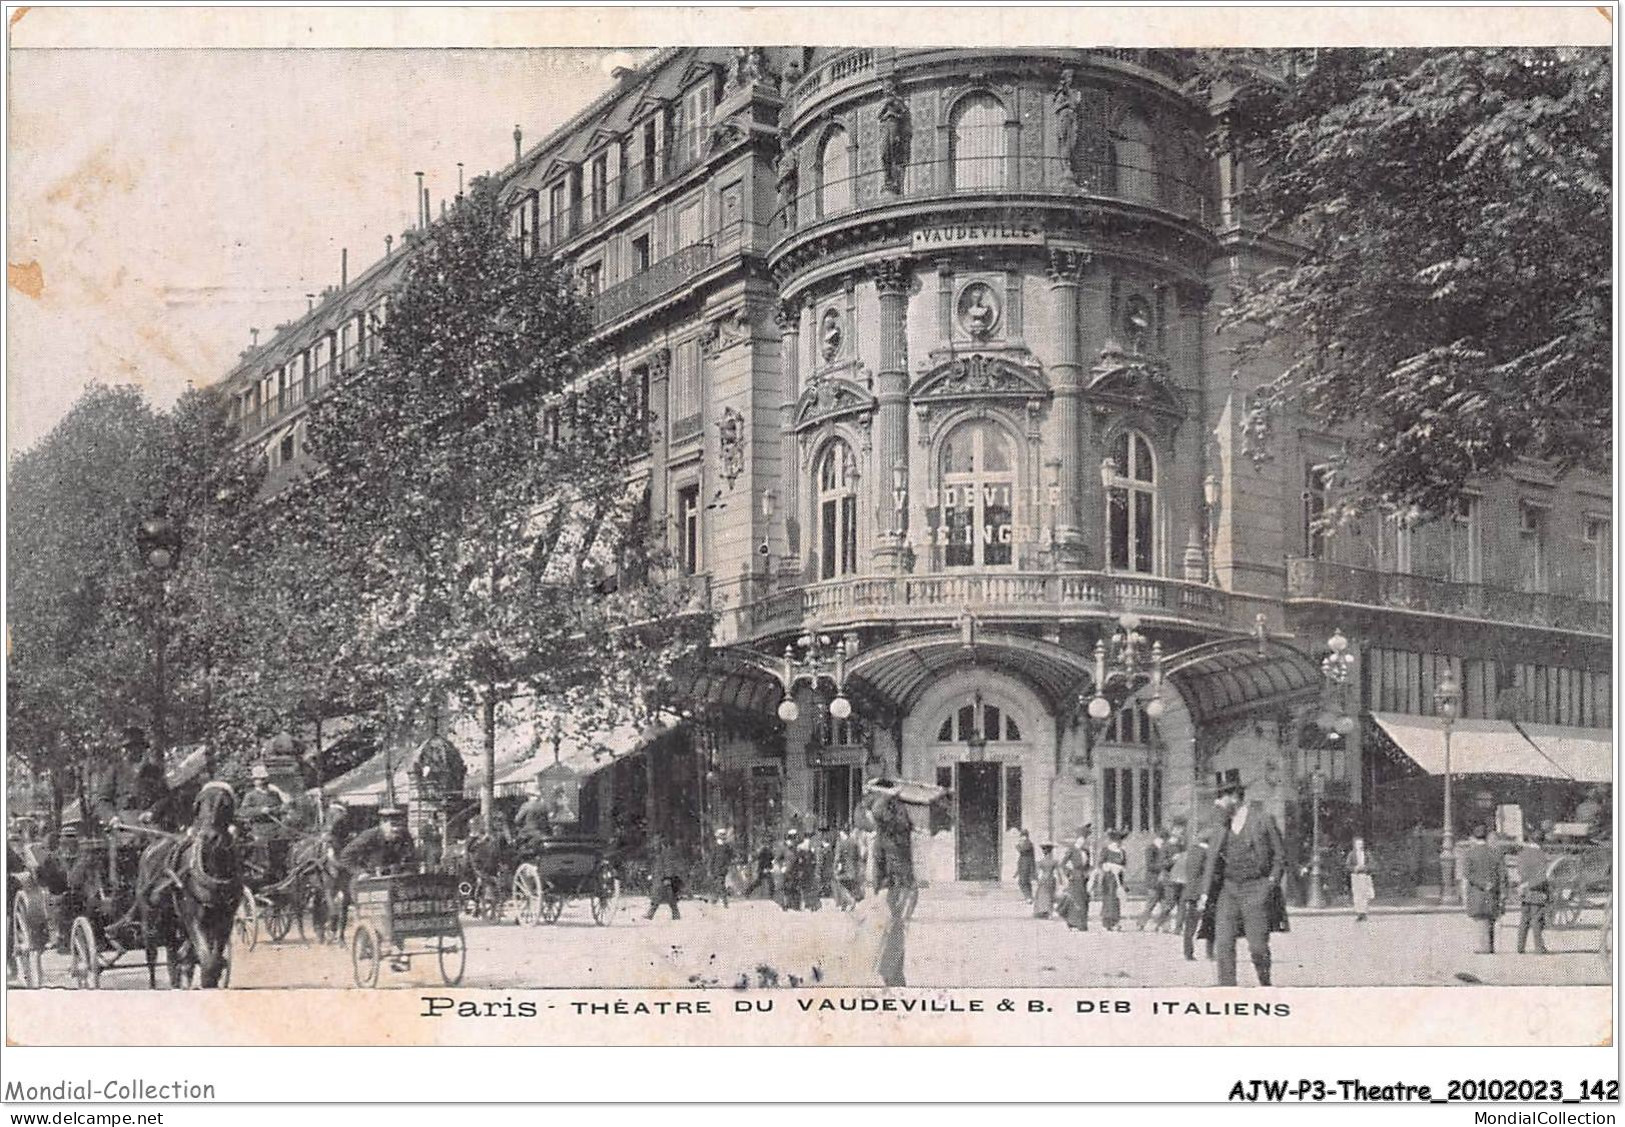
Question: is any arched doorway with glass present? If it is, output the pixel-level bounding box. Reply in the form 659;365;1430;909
934;418;1017;570
905;669;1054;884
814;437;860;580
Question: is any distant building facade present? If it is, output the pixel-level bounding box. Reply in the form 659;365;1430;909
217;47;1611;892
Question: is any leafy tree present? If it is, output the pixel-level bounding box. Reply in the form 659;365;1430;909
1209;47;1610;518
300;176;712;829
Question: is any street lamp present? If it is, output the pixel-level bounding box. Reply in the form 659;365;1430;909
1310;628;1357;909
1434;673;1461;905
772;632;856;728
1086;612;1165;728
135;515;181;758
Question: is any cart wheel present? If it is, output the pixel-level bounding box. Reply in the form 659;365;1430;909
513;864;540;926
437;927;466;986
70;916;100;990
266;901;294;943
352;922;382;988
591;875;621;927
11;889;45;988
234;887;259;951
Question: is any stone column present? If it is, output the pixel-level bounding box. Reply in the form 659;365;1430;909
1047;249;1089;567
648;347;672;551
871;258;911;570
776;297;804;575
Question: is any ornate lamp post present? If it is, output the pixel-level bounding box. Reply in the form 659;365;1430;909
773;632;857;727
1434;673;1461;905
135;515;181;758
1309;628;1357;909
1086;612;1166;726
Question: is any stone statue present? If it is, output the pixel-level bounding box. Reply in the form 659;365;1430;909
878;74;911;194
718;407;746;486
1054;67;1079;183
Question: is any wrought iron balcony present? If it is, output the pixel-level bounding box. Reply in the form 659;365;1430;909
1285;558;1610;636
591;241;716;327
747;569;1227;635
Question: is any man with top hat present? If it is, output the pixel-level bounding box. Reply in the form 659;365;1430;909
1197;780;1285;986
339;806;418;875
92;726;174;890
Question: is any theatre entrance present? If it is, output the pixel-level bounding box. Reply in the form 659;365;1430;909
956;761;1002;881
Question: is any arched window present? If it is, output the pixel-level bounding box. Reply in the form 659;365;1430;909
934;697;1025;743
1106;431;1157;574
949;93;1006;190
818;127;852;217
1110;111;1156;203
817;440;859;579
939;420;1014;568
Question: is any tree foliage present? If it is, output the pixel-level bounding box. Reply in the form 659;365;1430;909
1210;47;1610;517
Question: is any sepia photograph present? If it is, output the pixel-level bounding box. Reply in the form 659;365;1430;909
3;4;1615;1076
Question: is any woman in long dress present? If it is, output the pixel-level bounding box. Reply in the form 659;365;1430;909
1033;844;1058;918
1345;836;1375;921
1093;832;1128;931
1061;835;1091;930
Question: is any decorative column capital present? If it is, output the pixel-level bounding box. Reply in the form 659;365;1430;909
699;322;722;358
870;257;912;297
774;295;804;332
1047;248;1091;285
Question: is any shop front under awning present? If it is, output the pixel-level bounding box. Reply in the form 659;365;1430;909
1369;713;1605;782
486;710;681;790
1518;724;1614;785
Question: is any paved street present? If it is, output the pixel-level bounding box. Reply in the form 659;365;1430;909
20;882;1610;991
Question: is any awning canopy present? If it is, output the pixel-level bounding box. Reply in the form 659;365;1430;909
488;710;680;789
1518;724;1614;785
1370;713;1602;782
1163;638;1323;725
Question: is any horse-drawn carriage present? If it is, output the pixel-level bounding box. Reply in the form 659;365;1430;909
1544;841;1612;931
7;829;64;988
350;871;466;987
511;835;621;926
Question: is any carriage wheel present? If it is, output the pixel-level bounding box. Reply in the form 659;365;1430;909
266;901;295;943
591;875;621;927
437;926;466;986
234;887;259;951
352;922;382;988
458;879;479;917
70;916;100;989
1552;886;1585;929
512;864;541;926
11;890;45;988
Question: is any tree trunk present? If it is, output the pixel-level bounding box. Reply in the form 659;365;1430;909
482;685;497;834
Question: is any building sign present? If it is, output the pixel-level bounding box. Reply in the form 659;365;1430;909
906;483;1062;550
911;223;1044;251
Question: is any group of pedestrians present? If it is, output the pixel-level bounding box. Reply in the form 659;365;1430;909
738;823;870;912
1015;823;1216;962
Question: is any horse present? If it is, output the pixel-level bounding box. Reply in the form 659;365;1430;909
136;781;242;988
287;833;349;943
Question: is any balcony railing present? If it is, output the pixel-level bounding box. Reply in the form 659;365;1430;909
544;129;714;249
591;240;717;327
747;569;1227;634
775;147;1211;235
1286;558;1611;635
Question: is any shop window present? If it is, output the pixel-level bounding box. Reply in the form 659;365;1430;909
1106;431;1157;574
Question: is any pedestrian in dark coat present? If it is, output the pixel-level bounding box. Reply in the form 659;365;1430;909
1062;832;1092;931
1136;829;1170;929
1015;830;1036;902
1198;783;1286;986
743;840;775;899
1033;844;1058;917
643;834;683;920
1179;837;1214;960
1462;824;1506;953
1514;831;1552;955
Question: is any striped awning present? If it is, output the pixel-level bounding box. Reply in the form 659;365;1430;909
1369;713;1602;782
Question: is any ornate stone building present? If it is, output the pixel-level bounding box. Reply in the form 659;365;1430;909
218;47;1611;893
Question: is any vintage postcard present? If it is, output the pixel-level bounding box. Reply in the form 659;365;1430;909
3;3;1616;1081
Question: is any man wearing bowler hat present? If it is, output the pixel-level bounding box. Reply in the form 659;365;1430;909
1198;780;1285;986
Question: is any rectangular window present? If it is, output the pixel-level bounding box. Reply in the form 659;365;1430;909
1150;768;1163;831
820;497;838;580
1448;495;1482;584
1137;768;1151;831
279;431;296;465
1004;766;1023;831
671;340;700;432
631;233;652;273
1102;769;1118;833
1121;769;1135;834
677;485;700;575
1584;516;1611;601
590;154;608;220
580;262;602;299
1304;463;1330;560
632;364;651;432
679;81;714;166
842;494;858;575
547;183;567;244
676;197;704;250
1519;502;1548;593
